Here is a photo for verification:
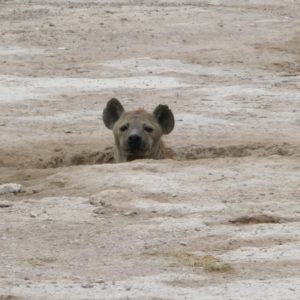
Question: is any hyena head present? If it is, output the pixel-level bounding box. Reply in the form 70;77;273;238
103;98;174;162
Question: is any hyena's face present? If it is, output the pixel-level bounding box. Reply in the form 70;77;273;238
113;111;162;156
103;98;174;160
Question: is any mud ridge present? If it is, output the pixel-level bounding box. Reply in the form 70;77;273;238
228;215;283;225
0;142;296;169
20;141;297;169
172;142;297;161
38;148;114;168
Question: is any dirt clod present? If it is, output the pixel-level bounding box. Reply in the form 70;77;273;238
0;184;22;195
81;283;94;289
0;201;13;208
229;215;282;225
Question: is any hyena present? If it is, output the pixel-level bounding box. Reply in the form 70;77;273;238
103;98;175;163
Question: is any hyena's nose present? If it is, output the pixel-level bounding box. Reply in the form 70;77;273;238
128;134;142;145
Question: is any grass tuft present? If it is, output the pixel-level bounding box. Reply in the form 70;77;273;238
21;257;56;266
144;251;234;273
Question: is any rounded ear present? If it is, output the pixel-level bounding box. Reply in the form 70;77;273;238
153;104;175;134
103;98;125;129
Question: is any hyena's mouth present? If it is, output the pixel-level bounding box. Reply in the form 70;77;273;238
126;146;148;154
124;143;149;155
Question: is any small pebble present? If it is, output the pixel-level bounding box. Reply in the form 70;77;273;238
89;196;105;207
123;211;137;216
81;283;94;288
96;279;105;284
180;241;187;246
30;212;38;218
93;208;105;214
29;189;40;195
194;227;201;231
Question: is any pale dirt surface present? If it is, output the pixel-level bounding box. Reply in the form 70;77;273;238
0;0;300;299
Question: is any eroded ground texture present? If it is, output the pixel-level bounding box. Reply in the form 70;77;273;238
0;0;300;299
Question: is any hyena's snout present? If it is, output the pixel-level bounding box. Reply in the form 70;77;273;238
128;133;142;147
126;130;147;153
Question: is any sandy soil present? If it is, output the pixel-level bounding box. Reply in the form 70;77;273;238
0;0;300;299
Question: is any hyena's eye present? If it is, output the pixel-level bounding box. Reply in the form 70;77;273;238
120;124;128;132
144;125;153;133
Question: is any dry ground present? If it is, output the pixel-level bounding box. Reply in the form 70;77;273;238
0;0;300;299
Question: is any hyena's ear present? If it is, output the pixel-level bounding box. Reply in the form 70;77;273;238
103;98;125;129
153;104;175;134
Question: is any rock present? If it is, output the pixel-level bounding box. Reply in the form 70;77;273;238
30;211;38;218
0;201;13;208
123;211;137;216
0;183;22;195
96;279;105;284
89;196;106;207
194;227;201;231
27;189;40;195
93;208;106;215
180;241;187;246
81;283;94;288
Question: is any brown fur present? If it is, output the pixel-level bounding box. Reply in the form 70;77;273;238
103;98;174;163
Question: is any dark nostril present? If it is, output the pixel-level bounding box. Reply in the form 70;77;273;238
128;134;141;144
